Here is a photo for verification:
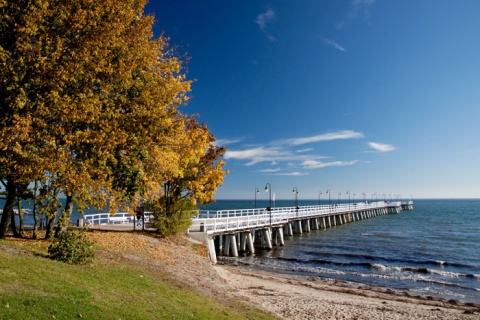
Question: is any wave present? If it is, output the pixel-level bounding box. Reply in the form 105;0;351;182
274;257;480;282
296;249;480;272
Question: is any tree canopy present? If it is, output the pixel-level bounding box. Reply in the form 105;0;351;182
0;0;228;238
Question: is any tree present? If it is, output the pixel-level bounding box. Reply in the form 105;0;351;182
147;117;229;236
0;0;197;238
1;0;228;239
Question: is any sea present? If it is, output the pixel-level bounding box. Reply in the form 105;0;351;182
3;198;479;303
203;198;480;304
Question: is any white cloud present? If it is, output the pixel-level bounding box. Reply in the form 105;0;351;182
223;130;363;169
213;138;243;147
256;8;277;41
368;142;396;152
272;171;309;176
283;130;363;146
322;38;347;52
258;168;281;173
225;146;298;166
302;160;358;169
296;148;313;153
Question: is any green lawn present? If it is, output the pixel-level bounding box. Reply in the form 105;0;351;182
0;242;274;320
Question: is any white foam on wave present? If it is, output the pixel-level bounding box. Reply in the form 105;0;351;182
371;263;387;270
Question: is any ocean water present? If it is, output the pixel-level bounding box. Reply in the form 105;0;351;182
205;199;480;304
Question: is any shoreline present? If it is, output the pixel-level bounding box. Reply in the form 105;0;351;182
213;264;480;320
4;230;479;319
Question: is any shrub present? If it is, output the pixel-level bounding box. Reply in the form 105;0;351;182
48;228;95;264
147;199;197;237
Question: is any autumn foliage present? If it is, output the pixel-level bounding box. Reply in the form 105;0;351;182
0;0;228;239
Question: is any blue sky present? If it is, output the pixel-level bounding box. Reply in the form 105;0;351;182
145;1;480;200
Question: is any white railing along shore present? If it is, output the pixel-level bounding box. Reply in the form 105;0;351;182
82;212;152;225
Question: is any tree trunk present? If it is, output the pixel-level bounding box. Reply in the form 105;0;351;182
45;215;56;240
55;194;74;237
17;199;25;237
0;178;16;239
10;207;20;237
32;181;39;239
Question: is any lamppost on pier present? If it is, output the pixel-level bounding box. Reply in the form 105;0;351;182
254;188;259;208
346;191;350;210
292;187;299;207
318;191;322;205
338;192;341;205
353;193;356;206
326;189;331;212
265;183;272;226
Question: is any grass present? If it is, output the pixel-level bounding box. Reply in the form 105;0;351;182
0;235;274;320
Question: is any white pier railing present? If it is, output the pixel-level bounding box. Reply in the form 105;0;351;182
190;201;399;234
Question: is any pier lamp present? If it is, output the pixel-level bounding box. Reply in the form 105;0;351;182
338;192;341;205
362;192;366;207
292;187;299;207
265;183;272;226
318;191;322;205
254;188;259;208
353;193;356;205
326;189;331;208
346;191;350;210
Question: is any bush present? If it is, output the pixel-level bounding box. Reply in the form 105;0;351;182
147;199;197;237
48;228;95;264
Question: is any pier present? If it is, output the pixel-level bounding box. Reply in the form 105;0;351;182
188;201;413;264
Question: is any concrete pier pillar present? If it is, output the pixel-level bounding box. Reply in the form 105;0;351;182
229;234;238;257
246;232;255;253
240;232;246;252
287;222;293;236
214;235;222;255
276;227;285;246
224;235;231;256
207;236;217;264
263;229;272;249
306;219;311;232
294;220;303;234
271;228;277;246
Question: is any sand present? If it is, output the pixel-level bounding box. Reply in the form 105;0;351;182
212;264;480;319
